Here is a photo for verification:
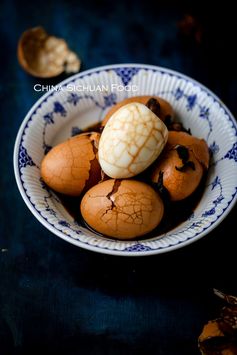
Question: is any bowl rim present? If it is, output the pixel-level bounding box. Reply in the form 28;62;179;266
13;63;237;256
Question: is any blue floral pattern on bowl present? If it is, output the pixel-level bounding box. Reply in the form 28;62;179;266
14;64;237;256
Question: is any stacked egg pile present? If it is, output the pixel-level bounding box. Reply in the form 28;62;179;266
41;96;209;239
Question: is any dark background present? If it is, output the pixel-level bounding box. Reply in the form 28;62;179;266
0;0;236;354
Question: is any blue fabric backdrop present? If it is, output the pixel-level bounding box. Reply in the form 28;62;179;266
0;0;236;354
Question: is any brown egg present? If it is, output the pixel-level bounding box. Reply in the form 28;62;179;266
101;95;173;127
152;149;203;201
167;131;209;169
80;179;164;239
41;132;101;196
151;131;209;201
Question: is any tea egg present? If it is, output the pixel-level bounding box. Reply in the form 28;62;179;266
151;131;209;201
98;102;168;179
80;179;164;239
167;131;209;169
101;95;174;127
41;132;101;196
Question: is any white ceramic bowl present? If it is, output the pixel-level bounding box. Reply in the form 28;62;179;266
14;64;237;256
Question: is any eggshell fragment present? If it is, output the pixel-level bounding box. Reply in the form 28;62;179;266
80;179;164;239
41;132;101;196
98;102;168;179
102;95;174;127
151;131;209;201
18;27;81;78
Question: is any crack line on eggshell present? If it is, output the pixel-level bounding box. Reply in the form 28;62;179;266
67;139;88;190
95;181;148;232
100;188;153;232
83;133;101;191
170;143;208;171
90;180;122;233
106;179;122;207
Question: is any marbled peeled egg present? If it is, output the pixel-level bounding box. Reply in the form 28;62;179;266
41;132;101;196
80;179;164;239
98;102;168;179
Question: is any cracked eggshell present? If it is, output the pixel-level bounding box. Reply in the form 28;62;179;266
98;102;168;179
41;132;101;196
102;96;173;127
18;27;81;78
152;149;203;201
151;131;209;201
167;131;209;169
80;179;164;239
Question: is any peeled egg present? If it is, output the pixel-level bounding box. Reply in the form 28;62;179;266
101;95;174;127
41;132;101;196
80;179;164;239
151;131;209;201
98;102;168;179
